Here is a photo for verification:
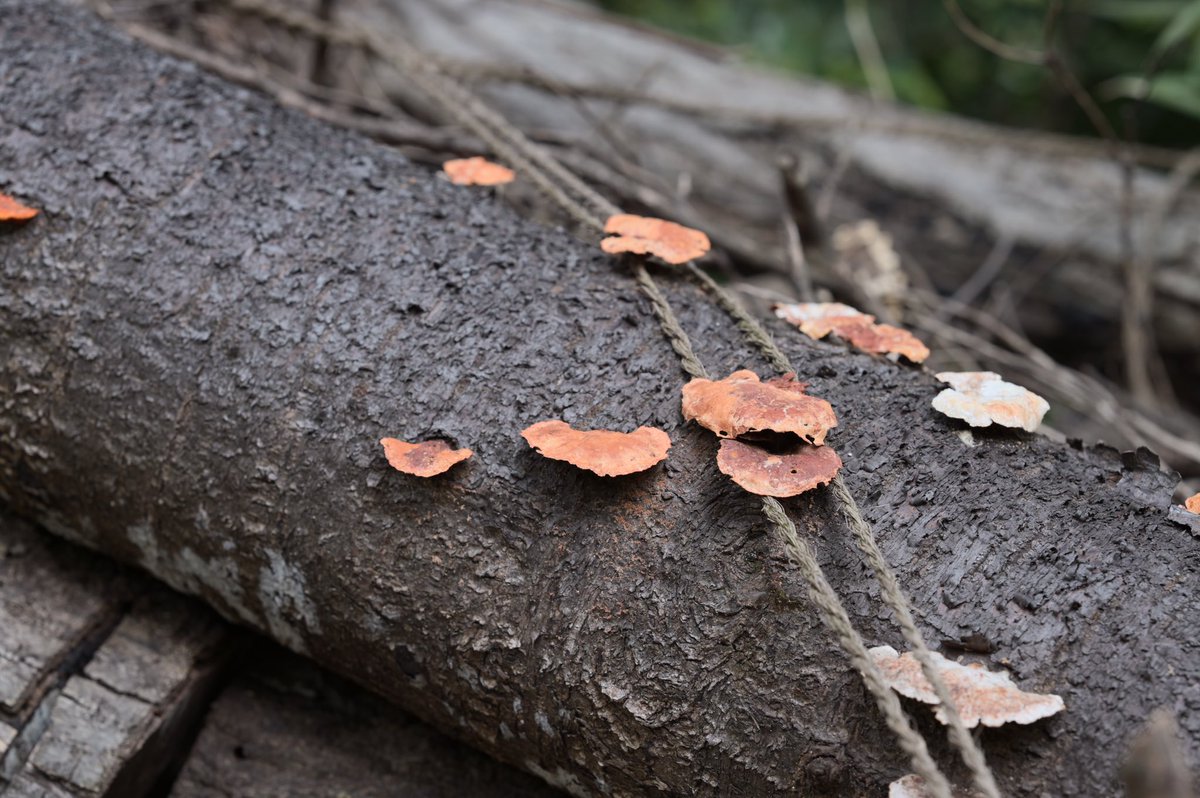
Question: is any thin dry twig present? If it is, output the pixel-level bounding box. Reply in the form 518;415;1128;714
411;57;1191;171
1041;15;1161;410
844;0;895;101
945;233;1014;312
1128;148;1200;409
777;154;819;301
941;0;1169;415
942;0;1043;64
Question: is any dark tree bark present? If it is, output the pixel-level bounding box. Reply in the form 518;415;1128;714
1;3;1198;796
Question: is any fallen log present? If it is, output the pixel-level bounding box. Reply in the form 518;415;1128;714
2;3;1198;795
148;0;1200;428
107;0;1200;476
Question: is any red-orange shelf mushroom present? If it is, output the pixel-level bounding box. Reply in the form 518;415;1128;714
442;156;515;186
681;370;837;445
774;301;929;363
380;438;473;477
0;193;38;222
600;213;710;265
716;439;842;498
521;420;670;477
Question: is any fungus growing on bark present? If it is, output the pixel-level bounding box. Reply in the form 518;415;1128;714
442;156;515;186
716;438;842;497
380;438;473;477
869;645;1065;728
773;301;929;363
889;774;982;797
773;302;872;337
0;193;38;221
681;370;837;445
1185;493;1200;514
831;320;930;363
600;213;711;264
931;371;1049;432
521;420;670;477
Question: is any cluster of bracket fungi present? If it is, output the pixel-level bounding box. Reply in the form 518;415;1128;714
379;160;1059;504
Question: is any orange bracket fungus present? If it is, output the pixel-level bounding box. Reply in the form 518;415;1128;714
716;439;842;498
442;156;515;186
869;645;1065;728
831;320;929;363
380;438;473;477
681;369;837;445
931;371;1049;432
774;302;872;338
1185;493;1200;514
774;301;929;363
599;213;711;265
521;420;671;477
890;774;982;798
0;193;38;222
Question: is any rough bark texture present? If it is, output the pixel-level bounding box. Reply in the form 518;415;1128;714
2;3;1199;796
170;641;561;798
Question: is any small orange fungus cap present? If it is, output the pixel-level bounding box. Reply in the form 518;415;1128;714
716;439;842;498
0;193;38;222
600;214;710;265
681;370;837;445
380;438;473;477
774;302;871;338
521;420;670;477
869;645;1065;729
442;156;515;186
830;320;930;363
774;302;929;363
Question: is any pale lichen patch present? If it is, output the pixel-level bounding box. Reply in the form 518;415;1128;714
126;520;257;626
257;549;321;654
524;761;593;798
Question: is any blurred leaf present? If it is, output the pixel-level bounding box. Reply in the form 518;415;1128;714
891;63;951;109
1150;0;1200;61
1102;72;1200;118
1090;1;1191;26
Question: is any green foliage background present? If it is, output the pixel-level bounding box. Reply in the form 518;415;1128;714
593;0;1200;149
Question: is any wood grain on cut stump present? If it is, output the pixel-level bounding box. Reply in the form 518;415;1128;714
0;513;227;797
